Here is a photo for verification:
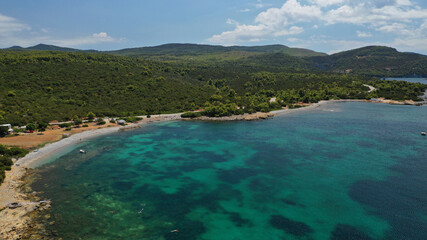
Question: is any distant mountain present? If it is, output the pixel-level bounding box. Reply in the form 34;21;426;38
308;46;427;77
3;44;427;77
5;46;25;50
2;44;99;53
106;43;327;57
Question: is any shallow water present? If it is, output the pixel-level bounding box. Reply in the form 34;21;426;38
31;102;427;240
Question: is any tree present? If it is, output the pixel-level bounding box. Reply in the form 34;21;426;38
0;126;8;137
87;112;96;120
26;123;36;131
37;122;49;132
73;115;83;125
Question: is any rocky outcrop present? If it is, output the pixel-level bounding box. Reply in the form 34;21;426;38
190;112;274;121
0;200;51;240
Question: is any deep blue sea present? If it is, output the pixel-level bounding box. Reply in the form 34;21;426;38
30;102;427;240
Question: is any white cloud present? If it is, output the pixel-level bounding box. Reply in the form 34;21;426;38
209;0;320;44
48;32;120;47
208;0;427;53
226;18;239;25
0;12;122;48
239;8;251;12
309;0;344;7
356;31;372;38
377;23;412;35
0;13;30;36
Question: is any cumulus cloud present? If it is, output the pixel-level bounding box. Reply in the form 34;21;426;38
208;0;427;50
209;0;318;44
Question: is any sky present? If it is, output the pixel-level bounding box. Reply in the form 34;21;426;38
1;0;427;54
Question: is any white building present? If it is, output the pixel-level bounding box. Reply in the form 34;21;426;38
0;124;13;134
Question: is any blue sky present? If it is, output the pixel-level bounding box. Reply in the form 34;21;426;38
1;0;427;54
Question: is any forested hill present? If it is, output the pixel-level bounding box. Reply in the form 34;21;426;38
0;50;425;126
0;51;214;125
308;46;427;77
107;43;327;57
5;44;427;77
6;44;84;52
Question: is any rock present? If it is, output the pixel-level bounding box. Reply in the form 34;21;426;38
7;202;22;209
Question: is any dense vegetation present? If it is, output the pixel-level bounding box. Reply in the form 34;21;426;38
0;144;28;184
308;46;427;77
0;47;425;124
0;51;213;125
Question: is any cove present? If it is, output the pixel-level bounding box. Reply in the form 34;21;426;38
30;102;427;240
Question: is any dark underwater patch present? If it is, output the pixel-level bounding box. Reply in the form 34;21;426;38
226;211;253;227
280;198;298;206
329;224;373;240
349;152;427;239
112;181;134;191
218;168;256;184
269;215;313;237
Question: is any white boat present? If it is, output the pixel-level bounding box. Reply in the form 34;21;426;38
422;132;426;136
79;149;86;153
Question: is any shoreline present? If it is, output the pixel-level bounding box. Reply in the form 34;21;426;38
0;113;181;239
0;99;424;239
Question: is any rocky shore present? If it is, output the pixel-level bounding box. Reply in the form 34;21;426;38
188;112;274;121
0;167;53;240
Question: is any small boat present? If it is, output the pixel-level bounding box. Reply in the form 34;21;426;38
79;149;86;153
422;132;426;136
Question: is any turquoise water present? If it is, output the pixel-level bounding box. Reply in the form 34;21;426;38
384;77;427;84
31;102;427;240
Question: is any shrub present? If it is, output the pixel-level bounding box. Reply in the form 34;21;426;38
37;122;49;131
97;121;106;125
82;124;89;127
7;147;29;158
124;116;142;123
0;156;13;166
65;127;72;131
181;112;202;118
26;123;36;131
59;123;72;128
87;112;96;120
73;115;83;125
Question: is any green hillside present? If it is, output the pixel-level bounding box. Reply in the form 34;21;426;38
0;51;213;125
0;50;425;125
107;43;327;57
308;46;427;77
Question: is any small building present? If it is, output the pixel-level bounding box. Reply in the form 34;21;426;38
117;120;126;125
0;124;12;130
0;124;13;134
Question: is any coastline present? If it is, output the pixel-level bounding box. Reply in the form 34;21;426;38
0;113;181;239
0;98;424;239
